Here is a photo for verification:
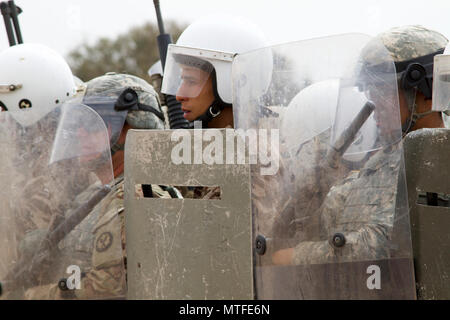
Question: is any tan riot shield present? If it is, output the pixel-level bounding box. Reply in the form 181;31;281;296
233;33;416;299
124;129;252;299
404;128;450;299
0;103;126;300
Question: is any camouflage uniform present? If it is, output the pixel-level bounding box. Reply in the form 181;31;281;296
9;110;87;244
78;73;173;299
15;73;174;299
23;176;175;299
188;186;221;199
266;129;352;242
290;129;352;240
291;144;401;265
2;161;103;299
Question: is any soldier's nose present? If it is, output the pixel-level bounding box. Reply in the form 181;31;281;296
176;95;189;103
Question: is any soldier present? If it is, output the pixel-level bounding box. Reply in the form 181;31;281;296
271;25;448;266
253;26;444;301
161;15;271;199
0;101;115;299
161;15;270;129
21;72;182;299
268;26;447;264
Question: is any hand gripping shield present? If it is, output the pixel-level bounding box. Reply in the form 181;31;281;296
0;103;126;300
232;33;416;299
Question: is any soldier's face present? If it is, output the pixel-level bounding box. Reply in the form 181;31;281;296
77;125;112;162
367;83;406;133
176;66;215;122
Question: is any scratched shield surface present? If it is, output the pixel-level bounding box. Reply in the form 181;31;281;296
232;34;416;299
0;104;125;300
125;129;252;300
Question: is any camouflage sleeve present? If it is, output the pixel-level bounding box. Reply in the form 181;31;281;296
271;131;351;240
292;148;400;266
15;164;97;238
24;283;65;300
292;224;394;265
74;182;175;299
73;179;127;299
173;186;220;199
150;73;171;129
193;186;221;199
136;184;181;198
14;175;56;237
23;180;179;300
23;208;126;300
292;131;351;218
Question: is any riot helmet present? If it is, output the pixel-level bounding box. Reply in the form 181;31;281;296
0;43;77;126
82;73;165;153
359;25;448;134
161;15;271;126
281;79;377;165
281;79;340;156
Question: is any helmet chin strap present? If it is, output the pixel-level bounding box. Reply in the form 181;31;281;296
401;101;437;136
111;141;125;157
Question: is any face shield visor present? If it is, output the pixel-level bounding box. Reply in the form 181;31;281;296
82;87;139;147
432;54;450;113
49;102;112;173
161;45;233;99
356;59;403;145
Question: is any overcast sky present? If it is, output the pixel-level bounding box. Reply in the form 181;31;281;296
1;0;449;58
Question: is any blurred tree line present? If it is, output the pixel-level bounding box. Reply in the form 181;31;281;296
67;21;186;82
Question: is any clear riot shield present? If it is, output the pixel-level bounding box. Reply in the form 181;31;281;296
0;103;126;300
232;33;416;299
